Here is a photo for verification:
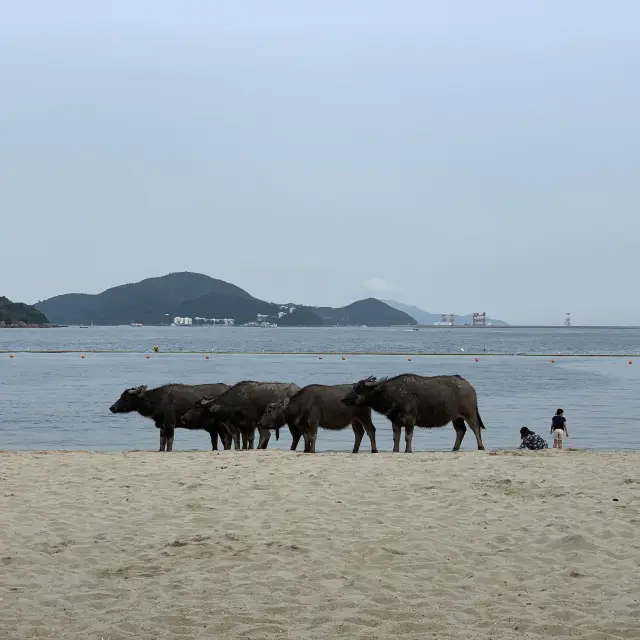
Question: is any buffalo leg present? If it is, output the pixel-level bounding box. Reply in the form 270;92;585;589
163;413;177;452
309;423;319;453
452;418;467;451
156;419;166;452
404;424;415;453
392;424;402;452
159;428;167;452
302;430;312;453
219;424;233;450
221;428;233;450
207;428;219;451
290;425;302;451
361;419;378;453
247;427;256;450
465;415;486;450
302;423;318;453
351;421;365;454
232;428;241;450
165;427;175;452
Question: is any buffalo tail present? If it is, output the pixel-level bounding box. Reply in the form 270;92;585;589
477;408;486;429
275;427;280;441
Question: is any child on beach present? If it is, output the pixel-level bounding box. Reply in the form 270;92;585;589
519;427;548;450
550;409;568;448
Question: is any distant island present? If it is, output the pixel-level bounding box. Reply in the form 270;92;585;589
35;272;418;327
0;296;51;327
382;300;509;327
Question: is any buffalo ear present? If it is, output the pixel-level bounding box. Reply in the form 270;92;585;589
283;397;291;407
128;385;147;396
363;376;377;388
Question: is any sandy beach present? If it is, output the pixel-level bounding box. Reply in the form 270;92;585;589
1;450;639;639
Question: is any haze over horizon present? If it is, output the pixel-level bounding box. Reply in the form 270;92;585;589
2;1;639;325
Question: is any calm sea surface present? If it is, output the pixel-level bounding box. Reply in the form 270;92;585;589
1;326;640;452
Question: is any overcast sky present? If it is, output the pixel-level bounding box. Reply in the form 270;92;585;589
2;1;639;325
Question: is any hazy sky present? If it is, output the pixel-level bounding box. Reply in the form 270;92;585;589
2;1;639;325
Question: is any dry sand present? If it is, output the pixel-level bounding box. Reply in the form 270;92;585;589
1;450;639;639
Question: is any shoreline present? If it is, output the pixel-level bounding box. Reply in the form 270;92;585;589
0;446;640;457
0;325;63;329
2;450;639;639
2;349;639;357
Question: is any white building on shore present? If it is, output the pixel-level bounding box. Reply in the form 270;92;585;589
172;316;235;326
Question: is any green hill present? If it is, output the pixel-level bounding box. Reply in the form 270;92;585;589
0;297;50;326
35;272;417;327
316;298;415;326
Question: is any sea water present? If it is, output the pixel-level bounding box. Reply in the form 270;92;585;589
1;326;639;452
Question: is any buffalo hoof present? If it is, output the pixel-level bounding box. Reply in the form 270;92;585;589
371;449;378;454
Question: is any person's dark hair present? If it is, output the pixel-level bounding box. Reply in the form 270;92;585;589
556;408;564;415
520;427;533;437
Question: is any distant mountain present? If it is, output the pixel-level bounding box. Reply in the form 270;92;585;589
381;301;442;325
0;296;50;326
381;300;509;326
35;272;417;327
316;298;414;327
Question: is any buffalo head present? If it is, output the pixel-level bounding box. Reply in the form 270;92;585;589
204;399;228;420
109;385;148;413
341;376;378;406
180;397;213;426
257;398;289;430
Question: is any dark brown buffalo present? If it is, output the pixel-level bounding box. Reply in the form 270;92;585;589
342;374;486;452
109;383;230;451
200;381;300;450
179;396;238;450
257;383;378;453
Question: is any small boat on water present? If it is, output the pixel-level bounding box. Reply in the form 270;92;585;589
130;322;143;327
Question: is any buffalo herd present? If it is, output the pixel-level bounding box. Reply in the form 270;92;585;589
109;374;487;453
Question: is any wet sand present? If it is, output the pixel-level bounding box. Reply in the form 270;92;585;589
1;450;639;639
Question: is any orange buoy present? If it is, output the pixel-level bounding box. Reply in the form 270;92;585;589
146;355;150;359
408;357;412;361
81;355;85;359
629;360;633;365
341;356;345;361
551;360;555;363
9;354;14;358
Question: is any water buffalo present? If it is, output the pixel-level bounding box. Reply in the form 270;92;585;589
200;381;300;450
109;383;230;451
342;374;486;452
179;396;238;450
256;383;378;453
